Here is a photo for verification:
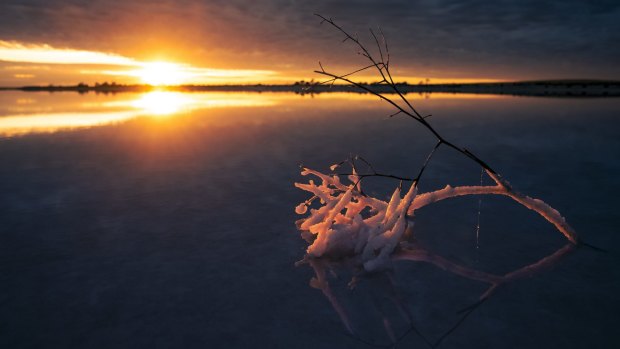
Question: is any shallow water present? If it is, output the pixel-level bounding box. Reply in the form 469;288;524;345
0;90;619;348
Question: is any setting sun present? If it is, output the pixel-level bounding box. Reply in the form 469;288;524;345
135;62;189;86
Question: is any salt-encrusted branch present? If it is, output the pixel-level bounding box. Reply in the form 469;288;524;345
295;16;583;347
312;15;578;246
408;169;578;244
297;166;577;253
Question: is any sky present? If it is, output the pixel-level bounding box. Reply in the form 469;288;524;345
0;0;619;86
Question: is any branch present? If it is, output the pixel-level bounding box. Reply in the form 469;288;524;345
407;175;578;244
314;14;504;179
315;14;424;120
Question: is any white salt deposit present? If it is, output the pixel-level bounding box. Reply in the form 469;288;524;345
295;166;577;272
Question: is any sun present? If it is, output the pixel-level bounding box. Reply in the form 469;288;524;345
136;62;188;86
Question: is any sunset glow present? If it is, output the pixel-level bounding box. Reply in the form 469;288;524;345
0;40;137;65
0;91;282;135
134;62;189;86
0;40;511;86
0;2;616;348
0;40;279;85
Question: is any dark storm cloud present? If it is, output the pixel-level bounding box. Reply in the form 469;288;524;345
1;0;619;79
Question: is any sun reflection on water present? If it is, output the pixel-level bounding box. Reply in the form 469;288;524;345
0;90;499;137
131;91;193;115
127;91;278;115
0;91;281;136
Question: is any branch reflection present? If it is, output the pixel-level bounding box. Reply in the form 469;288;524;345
299;240;576;348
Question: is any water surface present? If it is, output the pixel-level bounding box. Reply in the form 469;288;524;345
1;91;619;348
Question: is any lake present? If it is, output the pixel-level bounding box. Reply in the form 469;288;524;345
0;90;619;348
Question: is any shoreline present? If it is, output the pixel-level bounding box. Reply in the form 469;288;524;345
1;80;620;97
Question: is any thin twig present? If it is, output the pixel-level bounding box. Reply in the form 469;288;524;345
414;141;442;183
314;14;500;176
335;172;414;182
370;28;385;67
356;155;378;173
379;27;390;68
318;64;378;85
432;298;487;348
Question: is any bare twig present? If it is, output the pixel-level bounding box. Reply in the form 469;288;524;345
335;172;414;183
318;63;377;85
355;155;378;173
370;28;385;66
414;141;442;183
314;13;502;178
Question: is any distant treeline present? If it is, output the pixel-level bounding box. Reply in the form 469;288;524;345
2;79;620;97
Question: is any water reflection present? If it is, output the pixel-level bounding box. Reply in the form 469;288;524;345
131;92;196;115
3;90;434;136
0;90;510;137
127;91;277;115
0;90;617;347
0;110;142;136
301;242;575;347
0;91;284;136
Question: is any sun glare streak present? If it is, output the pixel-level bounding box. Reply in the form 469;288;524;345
0;40;137;65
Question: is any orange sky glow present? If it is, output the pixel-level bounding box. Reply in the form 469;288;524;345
0;1;617;87
0;40;502;86
0;40;282;86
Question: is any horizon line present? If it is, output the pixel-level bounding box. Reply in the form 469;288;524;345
2;78;620;90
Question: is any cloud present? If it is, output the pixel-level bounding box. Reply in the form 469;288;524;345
0;40;138;65
0;40;278;85
0;0;618;80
